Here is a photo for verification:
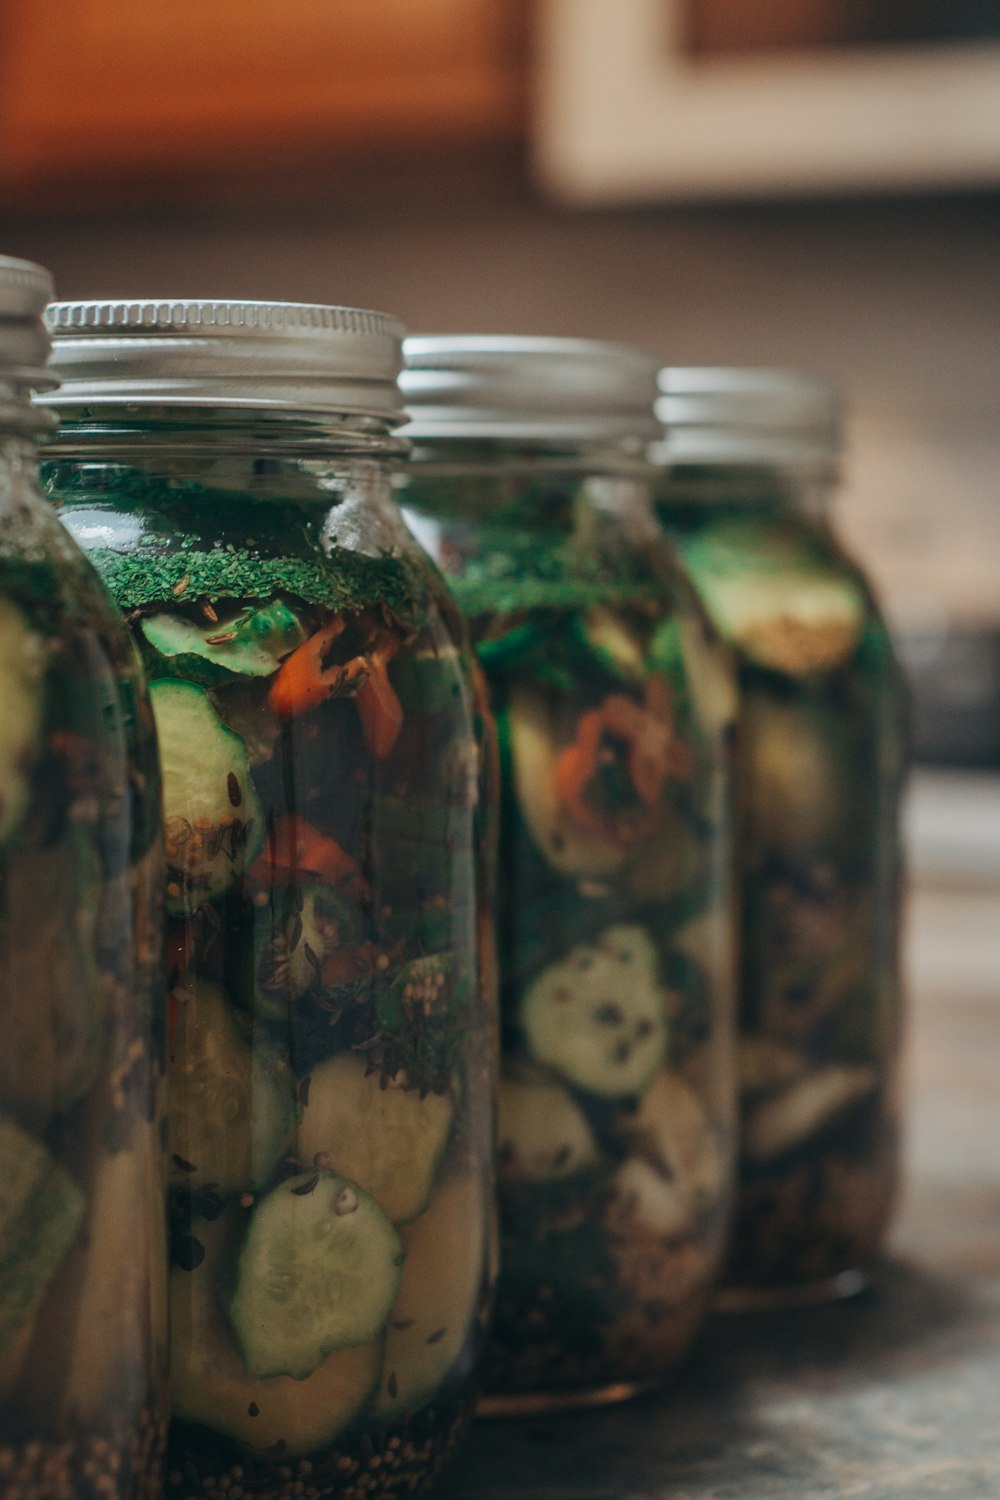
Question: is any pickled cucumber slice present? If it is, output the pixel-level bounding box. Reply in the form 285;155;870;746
0;600;45;843
170;979;296;1193
509;684;629;878
142;600;306;683
519;925;668;1098
618;1070;727;1218
374;1173;486;1420
0;843;104;1130
152;680;264;915
172;1209;380;1454
22;1132;165;1426
578;606;647;684
744;695;853;861
0;1117;83;1365
681;516;867;676
743;1064;877;1163
297;1055;454;1225
498;1077;599;1183
231;1170;402;1379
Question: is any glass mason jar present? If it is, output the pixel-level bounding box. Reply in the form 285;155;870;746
42;302;497;1498
653;368;908;1298
0;261;166;1494
399;338;737;1409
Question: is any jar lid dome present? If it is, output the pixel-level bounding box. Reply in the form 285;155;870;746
43;299;405;422
656;367;841;467
400;335;663;445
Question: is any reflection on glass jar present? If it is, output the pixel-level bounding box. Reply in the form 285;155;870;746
654;368;907;1297
43;302;497;1499
400;338;738;1408
0;260;167;1496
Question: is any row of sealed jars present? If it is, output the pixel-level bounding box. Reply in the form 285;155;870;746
0;266;906;1498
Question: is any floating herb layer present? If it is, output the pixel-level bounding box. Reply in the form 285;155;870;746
657;483;906;1291
402;463;737;1402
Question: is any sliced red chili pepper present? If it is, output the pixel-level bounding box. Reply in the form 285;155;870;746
267;617;347;718
355;635;404;761
247;814;368;896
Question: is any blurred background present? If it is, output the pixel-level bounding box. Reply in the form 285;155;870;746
2;0;1000;822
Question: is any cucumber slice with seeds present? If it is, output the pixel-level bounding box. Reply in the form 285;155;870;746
297;1054;454;1225
498;1077;600;1184
519;925;668;1098
374;1173;486;1420
152;680;264;914
172;1208;381;1454
680;516;866;676
169;979;296;1194
231;1170;402;1380
142;599;307;684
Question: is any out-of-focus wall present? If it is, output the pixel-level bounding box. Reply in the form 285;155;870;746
3;161;998;629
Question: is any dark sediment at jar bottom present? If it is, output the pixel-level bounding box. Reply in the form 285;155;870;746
166;1395;472;1500
483;1183;716;1399
0;1401;167;1500
727;1135;899;1291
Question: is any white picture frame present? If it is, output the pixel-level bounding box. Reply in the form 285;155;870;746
534;0;1000;202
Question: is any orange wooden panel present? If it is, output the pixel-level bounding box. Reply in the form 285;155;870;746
0;0;528;194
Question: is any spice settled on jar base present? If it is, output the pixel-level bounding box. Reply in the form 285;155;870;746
0;260;168;1497
654;368;907;1298
400;337;738;1408
43;301;497;1498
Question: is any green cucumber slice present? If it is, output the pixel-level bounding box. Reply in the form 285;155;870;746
374;1172;486;1419
388;640;467;715
297;1054;454;1225
680;516;866;676
142;599;307;684
498;1077;600;1183
617;1070;727;1225
0;1116;84;1363
255;884;363;1006
520;925;668;1098
152;680;264;914
170;979;297;1193
172;1208;381;1454
0;600;45;843
744;694;853;861
231;1170;402;1379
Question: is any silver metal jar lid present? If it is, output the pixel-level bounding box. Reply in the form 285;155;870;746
656;367;841;467
0;255;57;399
399;335;663;445
44;300;406;422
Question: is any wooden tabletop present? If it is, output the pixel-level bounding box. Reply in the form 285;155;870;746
442;882;1000;1499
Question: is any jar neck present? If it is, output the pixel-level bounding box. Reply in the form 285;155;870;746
48;406;405;465
654;458;838;517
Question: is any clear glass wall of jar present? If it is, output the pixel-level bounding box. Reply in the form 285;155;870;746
653;368;908;1299
42;302;497;1498
399;338;738;1409
0;261;167;1495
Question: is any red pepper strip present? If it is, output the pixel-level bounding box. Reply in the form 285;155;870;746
552;678;691;849
247;814;368;897
268;617;347;718
355;632;404;761
321;940;381;988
